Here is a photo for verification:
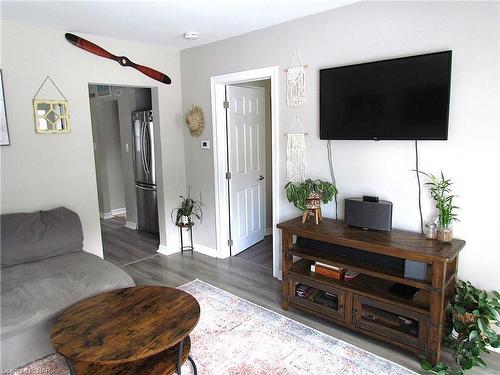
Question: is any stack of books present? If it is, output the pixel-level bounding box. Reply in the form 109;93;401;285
311;261;346;280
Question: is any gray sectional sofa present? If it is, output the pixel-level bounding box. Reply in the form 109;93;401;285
0;207;135;370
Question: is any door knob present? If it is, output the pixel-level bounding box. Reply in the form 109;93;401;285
258;175;265;181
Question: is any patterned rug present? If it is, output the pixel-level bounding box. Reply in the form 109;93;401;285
15;279;417;375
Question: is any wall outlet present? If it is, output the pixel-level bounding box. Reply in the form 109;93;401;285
124;143;129;153
201;140;211;149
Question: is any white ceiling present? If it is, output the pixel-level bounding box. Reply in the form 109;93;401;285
1;0;358;49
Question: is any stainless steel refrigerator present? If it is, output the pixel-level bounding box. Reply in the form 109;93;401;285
132;110;159;233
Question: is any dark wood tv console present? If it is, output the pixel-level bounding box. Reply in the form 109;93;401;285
277;217;465;365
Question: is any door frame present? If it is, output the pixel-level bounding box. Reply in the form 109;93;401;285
210;66;281;279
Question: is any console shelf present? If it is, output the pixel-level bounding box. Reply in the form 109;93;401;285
291;259;431;313
290;245;433;290
278;217;465;365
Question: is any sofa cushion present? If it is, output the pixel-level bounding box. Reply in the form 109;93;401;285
0;251;135;339
1;207;83;267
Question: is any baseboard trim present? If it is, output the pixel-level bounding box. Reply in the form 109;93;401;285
100;212;113;220
193;243;217;257
265;227;273;236
157;244;179;256
125;221;137;230
111;207;126;215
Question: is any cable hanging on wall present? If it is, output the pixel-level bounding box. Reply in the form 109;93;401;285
327;140;338;220
415;140;424;234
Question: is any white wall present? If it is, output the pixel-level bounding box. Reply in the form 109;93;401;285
180;1;500;291
0;21;186;256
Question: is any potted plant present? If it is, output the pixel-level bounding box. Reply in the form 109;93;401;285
421;281;500;375
420;171;459;243
171;189;203;227
285;179;337;212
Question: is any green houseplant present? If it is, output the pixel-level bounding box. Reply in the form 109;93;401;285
284;179;337;211
171;189;203;227
420;171;459;243
421;281;500;375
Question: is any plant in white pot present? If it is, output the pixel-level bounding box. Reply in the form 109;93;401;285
171;188;203;227
421;171;459;243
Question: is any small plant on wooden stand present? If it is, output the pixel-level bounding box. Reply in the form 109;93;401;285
284;179;337;224
171;188;203;227
421;281;500;375
420;171;459;243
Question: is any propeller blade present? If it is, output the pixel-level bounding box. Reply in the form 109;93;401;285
65;33;115;60
132;63;172;85
65;33;172;85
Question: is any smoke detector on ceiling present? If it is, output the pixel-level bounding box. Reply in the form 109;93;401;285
184;32;199;40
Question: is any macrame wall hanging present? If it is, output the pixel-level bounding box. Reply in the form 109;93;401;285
285;49;308;107
285;116;307;183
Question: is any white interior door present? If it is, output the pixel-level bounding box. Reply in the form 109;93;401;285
226;85;266;255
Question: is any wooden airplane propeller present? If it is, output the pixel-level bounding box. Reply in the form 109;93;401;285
65;33;171;84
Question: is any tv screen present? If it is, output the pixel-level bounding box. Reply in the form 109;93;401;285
320;51;452;140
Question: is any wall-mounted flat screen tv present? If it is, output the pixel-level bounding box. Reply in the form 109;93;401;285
320;51;452;140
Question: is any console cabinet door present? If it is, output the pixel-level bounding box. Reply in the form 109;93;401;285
352;295;428;350
289;275;346;322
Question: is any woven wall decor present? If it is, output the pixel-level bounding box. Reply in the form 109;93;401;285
285;116;307;183
186;105;205;137
285;49;308;107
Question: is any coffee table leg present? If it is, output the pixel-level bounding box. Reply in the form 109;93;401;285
188;355;198;375
177;338;184;375
64;356;77;375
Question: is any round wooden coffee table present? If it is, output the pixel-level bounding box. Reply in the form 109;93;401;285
50;286;200;375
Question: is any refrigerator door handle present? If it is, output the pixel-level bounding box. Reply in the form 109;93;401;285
141;121;149;175
144;123;151;175
136;184;156;191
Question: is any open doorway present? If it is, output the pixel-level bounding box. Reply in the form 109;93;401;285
210;67;280;279
89;84;159;266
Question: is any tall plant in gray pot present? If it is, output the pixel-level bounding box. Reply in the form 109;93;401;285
421;171;459;243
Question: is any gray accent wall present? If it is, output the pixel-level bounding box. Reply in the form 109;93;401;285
90;98;125;214
180;1;500;290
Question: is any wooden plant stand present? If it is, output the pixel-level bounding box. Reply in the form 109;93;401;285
178;222;194;254
278;217;465;365
302;207;322;225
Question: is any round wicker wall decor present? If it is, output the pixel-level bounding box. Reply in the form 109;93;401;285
186;105;205;137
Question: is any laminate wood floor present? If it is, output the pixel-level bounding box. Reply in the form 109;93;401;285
235;235;273;272
102;229;500;374
101;218;159;267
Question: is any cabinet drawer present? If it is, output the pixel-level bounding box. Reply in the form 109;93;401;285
289;274;345;322
352;295;428;350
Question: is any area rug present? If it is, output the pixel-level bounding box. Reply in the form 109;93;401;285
13;279;417;375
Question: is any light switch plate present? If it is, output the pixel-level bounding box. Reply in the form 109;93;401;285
201;140;211;149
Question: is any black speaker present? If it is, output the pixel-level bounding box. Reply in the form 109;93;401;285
345;197;392;231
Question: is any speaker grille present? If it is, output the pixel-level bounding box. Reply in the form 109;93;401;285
345;198;392;231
